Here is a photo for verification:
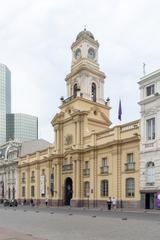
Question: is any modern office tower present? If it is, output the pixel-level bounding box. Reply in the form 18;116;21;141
0;64;11;145
6;113;38;142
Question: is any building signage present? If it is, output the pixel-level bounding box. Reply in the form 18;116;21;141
40;175;46;195
156;192;160;208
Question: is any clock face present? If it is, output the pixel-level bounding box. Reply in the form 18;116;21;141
88;47;95;59
75;48;81;59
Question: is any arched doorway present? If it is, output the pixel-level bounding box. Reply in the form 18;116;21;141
64;177;73;206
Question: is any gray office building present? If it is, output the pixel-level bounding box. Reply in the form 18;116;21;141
6;113;38;142
0;64;11;145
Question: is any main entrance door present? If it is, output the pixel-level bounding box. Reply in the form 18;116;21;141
145;193;154;209
64;177;73;206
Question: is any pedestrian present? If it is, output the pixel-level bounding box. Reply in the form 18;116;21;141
45;198;48;206
30;198;34;206
107;197;112;210
23;198;26;206
112;197;117;210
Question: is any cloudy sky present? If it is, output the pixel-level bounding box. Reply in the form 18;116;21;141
0;0;160;143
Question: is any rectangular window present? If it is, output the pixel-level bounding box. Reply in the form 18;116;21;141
146;118;155;140
127;153;133;163
101;180;108;196
102;158;107;167
126;178;135;197
126;153;135;171
84;182;90;197
85;161;89;169
146;84;155;96
101;158;108;174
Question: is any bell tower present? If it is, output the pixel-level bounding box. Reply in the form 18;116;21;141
65;28;106;105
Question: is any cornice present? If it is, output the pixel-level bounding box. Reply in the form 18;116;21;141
65;63;105;81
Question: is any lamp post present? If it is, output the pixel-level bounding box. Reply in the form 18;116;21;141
86;192;90;209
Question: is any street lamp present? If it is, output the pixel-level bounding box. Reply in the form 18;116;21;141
86;192;90;209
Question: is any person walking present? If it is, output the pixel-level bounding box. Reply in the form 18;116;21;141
45;198;48;206
107;197;112;210
112;197;117;210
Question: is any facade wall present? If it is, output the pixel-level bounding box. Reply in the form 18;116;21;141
18;121;140;208
139;69;160;209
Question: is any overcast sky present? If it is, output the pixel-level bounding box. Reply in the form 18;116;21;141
0;0;160;143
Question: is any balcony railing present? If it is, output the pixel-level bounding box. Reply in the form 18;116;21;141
83;168;90;176
22;177;26;183
62;95;76;104
146;182;155;186
125;162;135;171
100;166;109;174
31;176;35;183
62;164;73;171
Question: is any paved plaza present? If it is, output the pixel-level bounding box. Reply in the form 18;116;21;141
0;206;160;240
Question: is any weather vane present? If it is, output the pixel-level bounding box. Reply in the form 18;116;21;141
143;62;146;76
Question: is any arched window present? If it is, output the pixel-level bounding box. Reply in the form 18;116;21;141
147;162;155;184
8;188;11;199
91;82;96;102
84;181;90;197
101;180;108;196
50;173;54;197
22;172;26;183
12;187;15;199
73;83;78;97
31;185;35;197
126;178;135;197
31;171;35;183
22;186;25;197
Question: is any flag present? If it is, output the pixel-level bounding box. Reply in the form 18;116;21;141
118;99;122;121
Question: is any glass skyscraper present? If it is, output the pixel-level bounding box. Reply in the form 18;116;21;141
0;64;11;145
6;113;38;142
0;63;38;145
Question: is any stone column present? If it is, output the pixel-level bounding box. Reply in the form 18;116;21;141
76;159;81;205
26;166;30;202
73;160;76;199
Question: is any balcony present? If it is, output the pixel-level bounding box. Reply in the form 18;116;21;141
100;166;109;174
83;168;90;176
125;162;135;171
31;176;35;183
146;182;155;186
62;164;73;171
22;177;26;183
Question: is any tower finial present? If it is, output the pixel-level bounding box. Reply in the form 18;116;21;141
84;25;86;31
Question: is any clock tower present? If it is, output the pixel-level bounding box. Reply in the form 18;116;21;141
65;28;106;105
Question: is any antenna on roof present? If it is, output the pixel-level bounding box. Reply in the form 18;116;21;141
143;62;146;76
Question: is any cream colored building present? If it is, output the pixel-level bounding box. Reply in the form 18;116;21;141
18;29;140;208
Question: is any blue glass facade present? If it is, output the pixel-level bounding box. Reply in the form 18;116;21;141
0;64;11;145
6;113;38;142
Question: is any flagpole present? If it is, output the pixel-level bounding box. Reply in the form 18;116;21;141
118;98;122;124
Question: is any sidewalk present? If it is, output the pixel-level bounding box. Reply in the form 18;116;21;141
0;227;46;240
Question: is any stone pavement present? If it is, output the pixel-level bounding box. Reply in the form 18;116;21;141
0;227;46;240
0;206;160;240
